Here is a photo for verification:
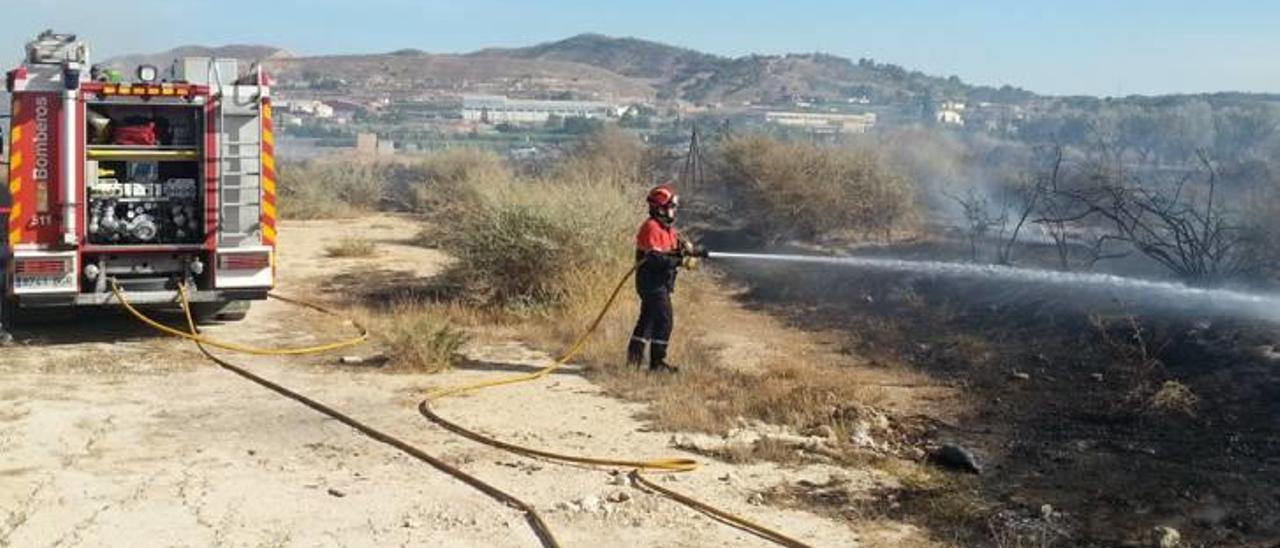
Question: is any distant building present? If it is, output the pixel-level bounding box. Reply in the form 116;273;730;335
936;100;966;126
764;111;877;134
936;109;965;126
376;139;395;156
462;95;614;124
284;99;335;119
356;133;378;155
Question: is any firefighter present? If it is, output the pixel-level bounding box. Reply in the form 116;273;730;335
626;184;705;373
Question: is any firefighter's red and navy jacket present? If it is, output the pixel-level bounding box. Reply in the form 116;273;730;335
634;217;682;295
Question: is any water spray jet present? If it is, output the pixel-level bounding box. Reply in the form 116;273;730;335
705;251;1280;324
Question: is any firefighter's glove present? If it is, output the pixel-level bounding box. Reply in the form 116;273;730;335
679;239;709;259
679;239;696;256
680;255;701;270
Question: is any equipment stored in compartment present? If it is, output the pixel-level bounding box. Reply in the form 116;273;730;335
88;177;201;244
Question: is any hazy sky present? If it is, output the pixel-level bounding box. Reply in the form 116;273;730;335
2;0;1276;96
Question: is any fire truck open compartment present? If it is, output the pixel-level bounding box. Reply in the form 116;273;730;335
85;101;206;246
4;30;276;319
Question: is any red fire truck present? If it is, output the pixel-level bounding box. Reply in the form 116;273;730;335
2;30;277;329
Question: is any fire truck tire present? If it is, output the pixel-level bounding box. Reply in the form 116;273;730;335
191;300;250;324
1;297;16;330
216;300;251;322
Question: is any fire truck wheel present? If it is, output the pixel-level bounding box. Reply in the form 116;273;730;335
0;297;16;331
215;300;250;322
191;300;250;324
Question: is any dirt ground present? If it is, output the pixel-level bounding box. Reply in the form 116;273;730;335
0;216;935;547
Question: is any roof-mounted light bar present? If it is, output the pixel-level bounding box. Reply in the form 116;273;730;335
96;84;198;97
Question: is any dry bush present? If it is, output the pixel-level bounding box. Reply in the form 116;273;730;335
428;132;648;313
388;148;513;215
433;177;637;311
324;237;377;258
278;158;389;219
719;134;918;241
551;126;654;188
380;304;469;373
280;150;511;220
1148;380;1199;417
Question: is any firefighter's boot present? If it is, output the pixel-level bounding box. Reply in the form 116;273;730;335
626;338;646;367
649;343;679;373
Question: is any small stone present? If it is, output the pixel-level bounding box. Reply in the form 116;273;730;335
339;356;365;364
402;519;417;529
1091;373;1105;382
1040;504;1054;519
577;495;603;513
1152;526;1180;548
606;491;631;503
930;444;982;474
747;492;765;506
554;501;573;512
718;472;736;483
247;449;256;456
608;471;629;486
327;488;346;498
1011;371;1031;381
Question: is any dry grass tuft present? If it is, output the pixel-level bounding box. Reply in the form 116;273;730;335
1148;379;1199;417
379;304;469;373
324;237;378;258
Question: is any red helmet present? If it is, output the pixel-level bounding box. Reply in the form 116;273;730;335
647;184;677;208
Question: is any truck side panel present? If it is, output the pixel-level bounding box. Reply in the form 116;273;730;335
8;93;64;246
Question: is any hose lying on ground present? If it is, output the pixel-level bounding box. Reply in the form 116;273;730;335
108;279;368;356
417;264;815;548
111;271;814;547
109;281;561;548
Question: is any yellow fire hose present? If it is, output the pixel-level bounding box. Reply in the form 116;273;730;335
109;281;562;547
417;263;814;547
109;271;814;548
108;280;369;356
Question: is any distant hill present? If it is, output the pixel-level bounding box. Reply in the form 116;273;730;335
99;34;1037;106
104;45;292;73
477;34;1035;105
474;33;723;98
264;50;655;101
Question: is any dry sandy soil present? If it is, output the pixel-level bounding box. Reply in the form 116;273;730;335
0;216;935;547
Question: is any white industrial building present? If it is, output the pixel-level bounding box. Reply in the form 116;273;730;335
764;111;878;134
462;95;614;124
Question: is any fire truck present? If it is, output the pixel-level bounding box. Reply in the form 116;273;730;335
2;31;277;327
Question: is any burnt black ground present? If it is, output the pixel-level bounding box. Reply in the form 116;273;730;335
717;245;1280;547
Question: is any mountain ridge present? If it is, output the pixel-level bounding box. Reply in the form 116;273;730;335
100;34;1037;104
